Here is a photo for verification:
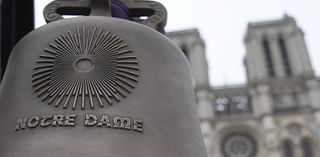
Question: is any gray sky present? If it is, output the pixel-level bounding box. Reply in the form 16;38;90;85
35;0;320;86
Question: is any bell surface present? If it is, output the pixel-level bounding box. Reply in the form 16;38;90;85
0;16;207;157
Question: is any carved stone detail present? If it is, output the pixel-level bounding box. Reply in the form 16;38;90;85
221;133;257;157
32;27;139;110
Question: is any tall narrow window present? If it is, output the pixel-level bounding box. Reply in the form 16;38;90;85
283;140;294;157
262;37;275;78
278;36;292;76
215;97;230;117
180;44;189;58
302;138;313;157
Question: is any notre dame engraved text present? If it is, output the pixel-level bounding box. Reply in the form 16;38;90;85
15;114;143;133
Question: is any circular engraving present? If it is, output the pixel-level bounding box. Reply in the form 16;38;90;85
221;133;257;157
32;27;139;110
74;58;95;72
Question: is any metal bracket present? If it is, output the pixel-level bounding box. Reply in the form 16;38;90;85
43;0;111;23
123;0;167;33
43;0;167;33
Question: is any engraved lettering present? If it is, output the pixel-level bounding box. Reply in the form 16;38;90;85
133;120;143;133
14;114;143;133
52;115;64;126
16;118;28;131
27;116;40;128
40;115;52;127
97;115;112;127
64;114;76;126
84;114;97;126
113;117;131;130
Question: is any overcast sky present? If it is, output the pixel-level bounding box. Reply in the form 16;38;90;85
35;0;320;86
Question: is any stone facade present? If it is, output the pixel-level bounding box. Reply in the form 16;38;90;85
167;15;320;157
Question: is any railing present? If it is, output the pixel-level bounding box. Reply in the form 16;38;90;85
214;113;254;121
273;105;311;114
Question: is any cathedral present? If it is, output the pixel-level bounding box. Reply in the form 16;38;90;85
167;15;320;157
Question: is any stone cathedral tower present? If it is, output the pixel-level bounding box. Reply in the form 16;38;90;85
167;15;320;157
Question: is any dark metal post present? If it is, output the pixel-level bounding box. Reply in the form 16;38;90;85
0;0;34;81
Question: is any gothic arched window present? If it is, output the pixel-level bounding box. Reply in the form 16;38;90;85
283;140;294;157
262;37;275;78
180;44;189;58
301;138;313;157
215;96;230;116
278;36;292;76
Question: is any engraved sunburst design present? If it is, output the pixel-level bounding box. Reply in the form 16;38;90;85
32;27;139;110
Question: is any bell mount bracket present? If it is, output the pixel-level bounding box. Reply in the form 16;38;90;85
43;0;167;33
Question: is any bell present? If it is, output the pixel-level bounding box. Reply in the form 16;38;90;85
0;0;207;157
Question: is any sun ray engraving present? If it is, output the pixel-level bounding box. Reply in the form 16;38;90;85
32;27;139;110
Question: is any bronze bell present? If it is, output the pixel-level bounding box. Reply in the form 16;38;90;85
0;0;207;157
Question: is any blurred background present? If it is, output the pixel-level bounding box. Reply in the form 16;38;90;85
34;0;320;86
1;0;319;157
